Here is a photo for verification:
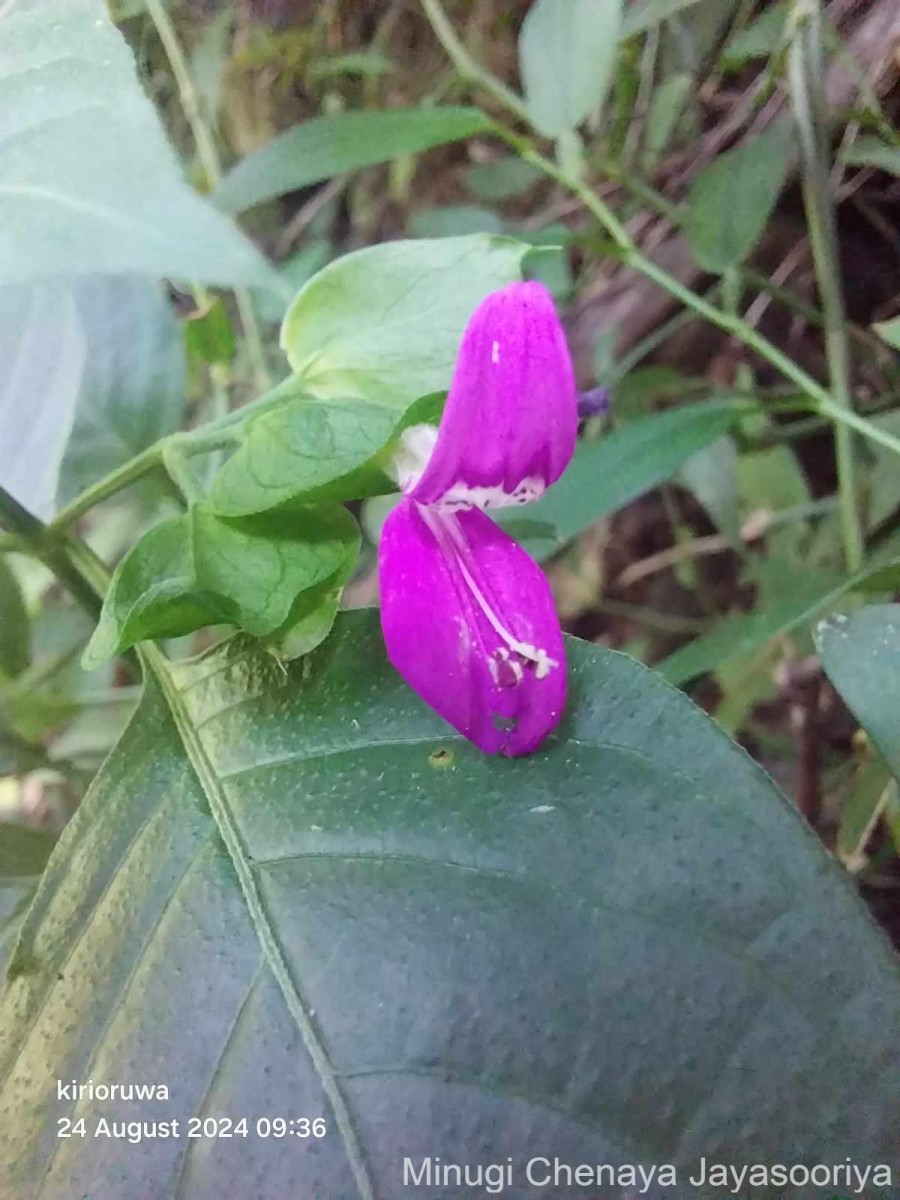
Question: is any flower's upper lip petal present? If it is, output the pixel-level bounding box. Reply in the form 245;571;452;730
378;499;566;757
406;281;577;509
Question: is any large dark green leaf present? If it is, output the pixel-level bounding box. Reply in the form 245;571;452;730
214;107;491;214
0;0;279;291
2;612;898;1196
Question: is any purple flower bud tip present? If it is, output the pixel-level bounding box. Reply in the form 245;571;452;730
577;387;611;418
377;281;578;757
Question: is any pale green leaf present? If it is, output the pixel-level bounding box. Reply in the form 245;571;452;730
0;0;280;291
520;0;624;137
280;235;528;407
0;278;184;518
0;283;85;519
57;277;186;506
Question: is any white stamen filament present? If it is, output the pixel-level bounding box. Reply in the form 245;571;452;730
422;507;557;680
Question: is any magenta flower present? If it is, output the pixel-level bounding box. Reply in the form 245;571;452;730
378;281;577;756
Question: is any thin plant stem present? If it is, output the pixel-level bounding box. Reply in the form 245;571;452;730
418;0;900;458
47;445;166;534
788;0;862;572
144;0;271;393
0;487;105;623
419;0;529;122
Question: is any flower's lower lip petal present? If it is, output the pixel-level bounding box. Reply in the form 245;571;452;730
378;500;566;757
406;281;577;508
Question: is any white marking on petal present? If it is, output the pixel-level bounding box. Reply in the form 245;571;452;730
434;476;545;511
491;339;500;364
391;423;439;491
422;508;559;680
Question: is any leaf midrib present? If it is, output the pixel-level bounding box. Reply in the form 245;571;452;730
142;643;377;1200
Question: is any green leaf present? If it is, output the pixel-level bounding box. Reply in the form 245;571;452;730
280;235;528;407
836;755;892;873
642;72;692;168
658;575;841;687
306;51;395;83
874;316;900;351
842;136;900;176
253;242;333;324
0;823;56;882
3;611;900;1194
737;442;810;513
267;566;355;663
465;156;544;202
511;400;744;549
519;0;623;138
683;125;792;273
679;435;740;541
210;390;401;516
0;0;280;291
723;0;791;64
183;296;236;367
409;205;504;238
0;277;186;517
0;882;37;980
817;606;900;784
620;0;705;37
0;559;30;680
58;277;186;505
83;504;359;666
190;5;233;127
213;107;490;214
0;283;85;519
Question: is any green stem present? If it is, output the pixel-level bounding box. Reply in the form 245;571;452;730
0;487;107;622
144;0;271;393
48;444;166;535
601;157;891;365
418;2;900;461
789;0;862;572
419;0;530;121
